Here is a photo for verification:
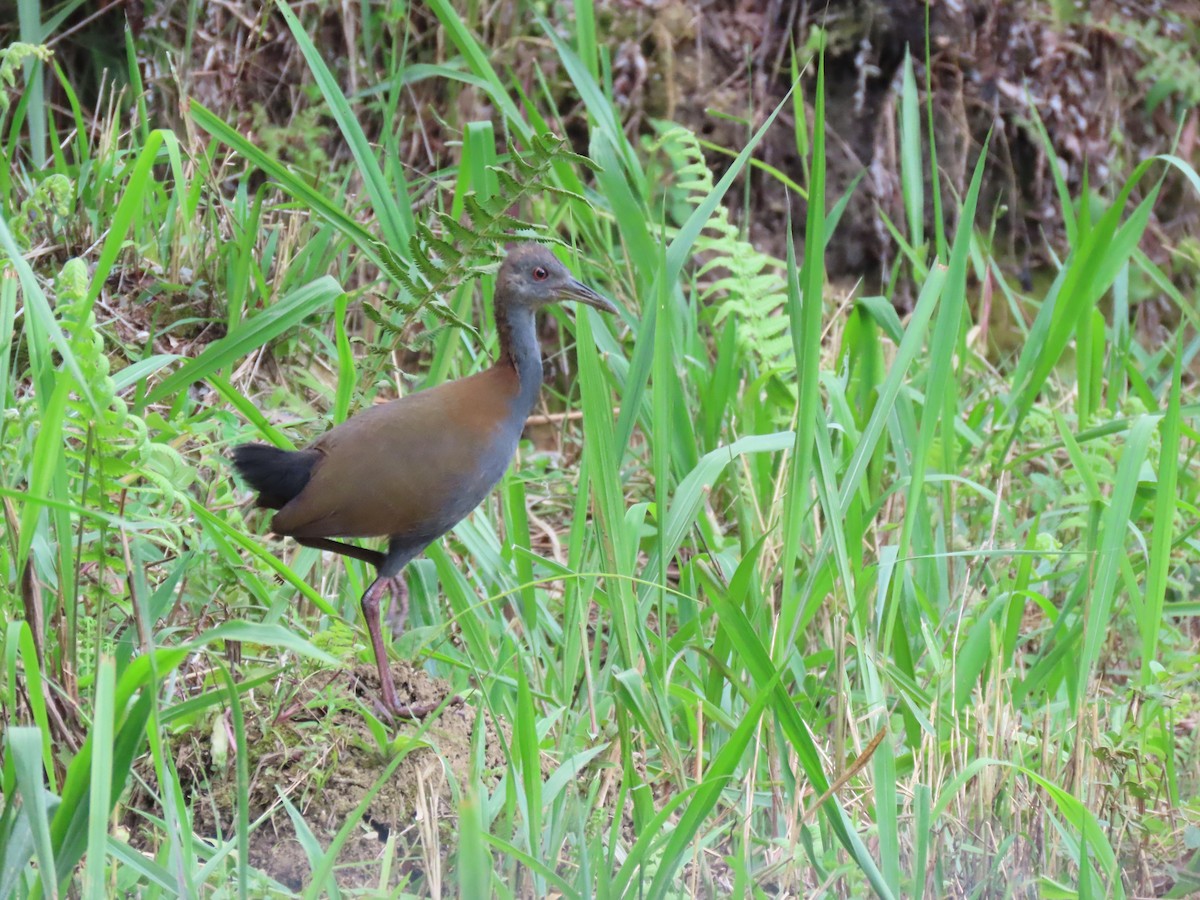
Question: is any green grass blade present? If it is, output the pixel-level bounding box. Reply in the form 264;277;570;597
1141;342;1182;681
216;664;250;900
10;727;56;899
82;658;116;899
190;102;384;266
776;52;826;657
899;47;924;260
145;276;343;405
646;674;775;897
1074;415;1156;703
274;0;413;250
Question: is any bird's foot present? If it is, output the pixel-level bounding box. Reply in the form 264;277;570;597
374;692;465;722
351;665;463;722
361;576;460;720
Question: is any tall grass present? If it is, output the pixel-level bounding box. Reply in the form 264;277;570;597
2;3;1199;898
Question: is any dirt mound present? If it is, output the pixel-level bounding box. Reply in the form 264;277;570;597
131;662;507;892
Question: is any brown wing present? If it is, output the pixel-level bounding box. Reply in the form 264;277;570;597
271;365;522;540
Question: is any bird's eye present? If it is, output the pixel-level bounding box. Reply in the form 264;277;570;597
531;266;549;281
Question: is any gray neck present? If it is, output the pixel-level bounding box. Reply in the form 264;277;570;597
497;303;544;417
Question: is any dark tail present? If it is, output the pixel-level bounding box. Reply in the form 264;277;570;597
230;443;320;509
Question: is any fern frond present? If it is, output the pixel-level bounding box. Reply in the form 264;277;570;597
645;122;796;402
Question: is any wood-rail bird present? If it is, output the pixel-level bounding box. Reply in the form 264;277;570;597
231;244;617;717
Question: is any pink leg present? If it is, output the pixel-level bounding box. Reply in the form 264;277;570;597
362;574;455;719
360;576;402;714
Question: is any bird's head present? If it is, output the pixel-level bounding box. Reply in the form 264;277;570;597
496;244;617;314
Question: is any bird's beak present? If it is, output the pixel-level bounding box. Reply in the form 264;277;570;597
559;278;619;315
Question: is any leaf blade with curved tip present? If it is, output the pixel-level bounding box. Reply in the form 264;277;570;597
145;276;343;406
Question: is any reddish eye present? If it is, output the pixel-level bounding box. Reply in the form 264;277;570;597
532;266;549;281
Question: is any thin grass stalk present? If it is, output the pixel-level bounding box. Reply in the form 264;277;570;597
899;48;925;265
882;139;989;744
274;0;413;250
17;0;48;168
81;658;116;899
775;53;825;662
1140;342;1182;682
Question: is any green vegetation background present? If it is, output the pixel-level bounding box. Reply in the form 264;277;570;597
2;1;1199;897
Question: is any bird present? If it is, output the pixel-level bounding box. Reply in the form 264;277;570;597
231;244;617;717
